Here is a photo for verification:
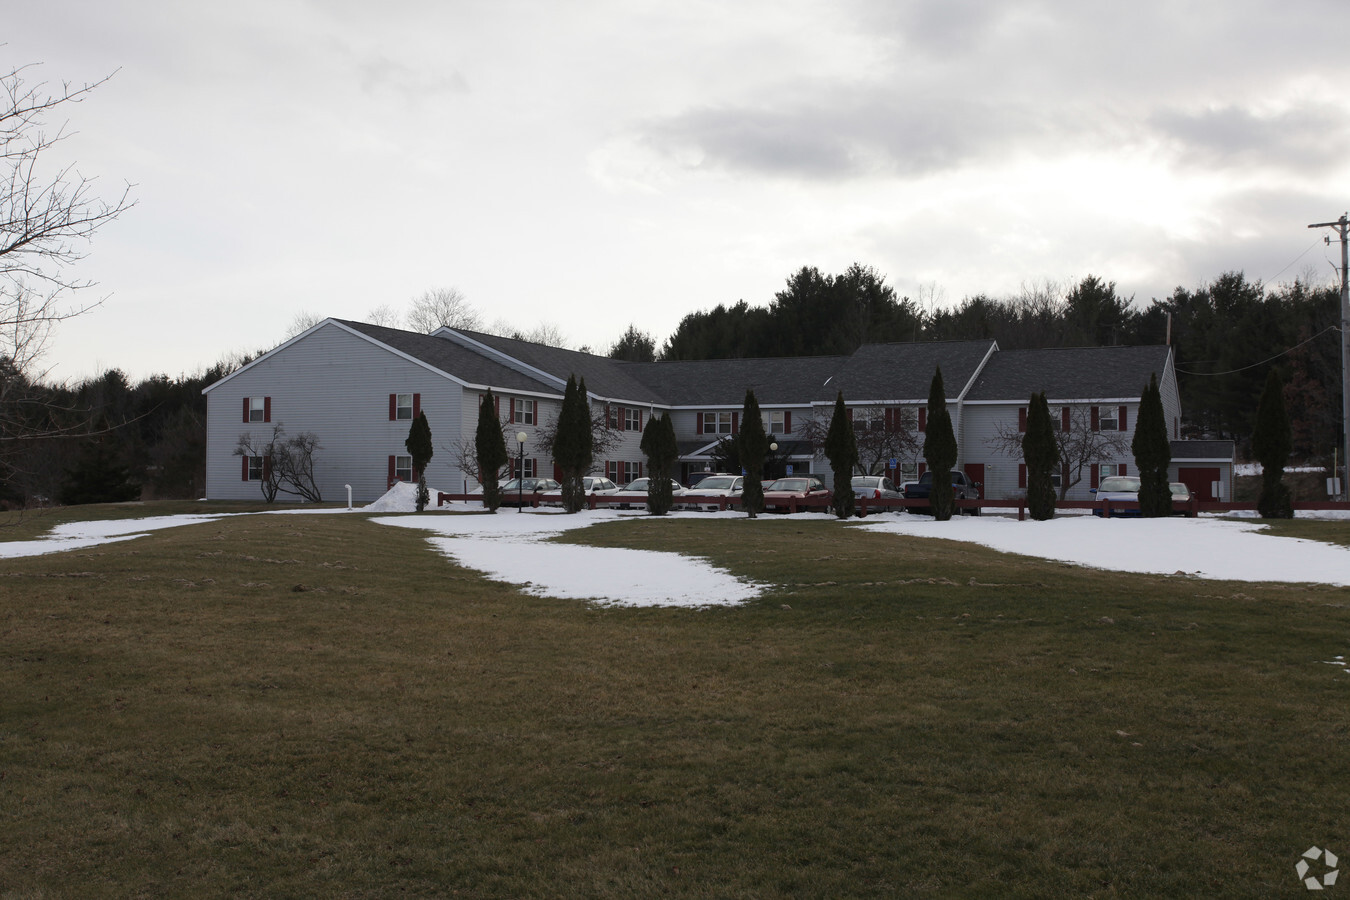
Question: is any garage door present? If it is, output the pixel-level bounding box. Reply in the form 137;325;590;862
1178;467;1220;501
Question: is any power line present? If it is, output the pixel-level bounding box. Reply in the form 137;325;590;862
1174;325;1341;376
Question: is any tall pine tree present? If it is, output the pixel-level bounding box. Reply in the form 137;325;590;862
475;391;508;512
554;375;593;513
1252;368;1293;518
1132;373;1172;517
923;367;958;520
640;412;678;515
1022;392;1058;520
737;390;769;517
823;391;857;518
405;410;434;512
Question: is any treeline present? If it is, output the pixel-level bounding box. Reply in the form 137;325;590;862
0;360;236;508
660;265;1342;458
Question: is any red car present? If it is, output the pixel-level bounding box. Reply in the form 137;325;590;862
762;476;832;512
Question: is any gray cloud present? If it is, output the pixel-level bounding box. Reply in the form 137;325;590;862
1148;104;1349;173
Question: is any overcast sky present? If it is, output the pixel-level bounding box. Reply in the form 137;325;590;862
9;0;1349;382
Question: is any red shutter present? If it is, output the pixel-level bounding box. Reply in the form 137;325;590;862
389;394;397;420
1018;407;1027;433
638;410;643;431
494;395;500;419
1118;406;1127;430
1018;464;1027;488
263;456;272;481
918;407;926;432
847;408;854;423
1118;462;1128;476
388;455;396;485
696;414;703;435
732;412;739;434
1090;464;1099;489
413;394;421;419
509;398;516;424
784;411;792;433
263;397;271;423
242;456;249;481
1062;462;1070;484
638;461;643;478
242;398;250;424
1091;406;1100;431
917;462;926;478
884;408;893;430
1061;407;1070;432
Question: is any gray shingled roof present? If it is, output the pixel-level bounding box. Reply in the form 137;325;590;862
455;330;666;403
964;345;1172;402
1170;440;1234;460
829;340;996;402
622;355;847;406
335;320;560;395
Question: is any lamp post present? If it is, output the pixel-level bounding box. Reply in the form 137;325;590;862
516;432;527;512
769;441;778;480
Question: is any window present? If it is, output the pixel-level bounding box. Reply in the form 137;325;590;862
1101;463;1124;478
701;411;733;434
513;458;536;479
900;461;918;479
763;411;785;434
853;408;884;433
246;456;264;481
607;405;620;429
512;398;535;425
393;455;413;482
390;393;420;421
396;394;414;420
624;407;642;431
1052;407;1069;432
243;397;270;423
1098;407;1118;431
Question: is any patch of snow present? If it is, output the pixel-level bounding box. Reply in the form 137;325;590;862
853;514;1350;586
374;509;763;607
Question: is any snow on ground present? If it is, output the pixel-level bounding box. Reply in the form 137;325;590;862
2;481;1347;598
374;508;763;607
852;514;1350;586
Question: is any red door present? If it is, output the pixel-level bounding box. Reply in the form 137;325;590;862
1178;467;1220;501
964;464;984;499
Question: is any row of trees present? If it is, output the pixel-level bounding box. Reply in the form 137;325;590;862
656;267;1343;460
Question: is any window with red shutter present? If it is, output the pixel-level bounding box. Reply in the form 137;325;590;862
1018;463;1027;489
1018;407;1027;433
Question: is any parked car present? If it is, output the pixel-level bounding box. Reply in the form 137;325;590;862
1090;475;1141;516
611;477;685;509
686;471;725;489
682;474;744;511
763;476;832;512
539;475;620;506
495;477;561;507
1170;482;1191;502
902;470;982;514
852;475;902;507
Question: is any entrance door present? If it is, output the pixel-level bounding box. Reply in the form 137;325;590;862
964;464;985;498
1178;467;1220;501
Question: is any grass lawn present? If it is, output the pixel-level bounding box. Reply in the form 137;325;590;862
1;508;1348;897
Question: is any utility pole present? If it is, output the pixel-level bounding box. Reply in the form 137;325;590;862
1308;214;1350;500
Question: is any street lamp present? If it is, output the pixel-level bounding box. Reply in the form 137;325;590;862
769;441;778;479
516;432;527;512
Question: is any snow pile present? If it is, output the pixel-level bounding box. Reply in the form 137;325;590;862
362;481;426;513
375;509;763;607
853;514;1350;586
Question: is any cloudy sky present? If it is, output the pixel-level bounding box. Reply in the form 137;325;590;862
9;0;1349;382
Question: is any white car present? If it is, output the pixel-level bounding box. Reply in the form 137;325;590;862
539;476;620;506
681;474;744;511
611;477;685;509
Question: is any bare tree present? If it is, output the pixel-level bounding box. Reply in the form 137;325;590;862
988;403;1131;498
285;310;323;338
534;402;620;460
366;303;400;328
234;424;323;502
406;287;480;333
1;63;134;380
797;405;921;476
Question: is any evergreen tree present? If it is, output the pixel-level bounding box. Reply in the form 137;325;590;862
1022;392;1058;520
640;412;678;515
1132;373;1172;517
823;392;857;518
59;432;140;505
405;410;434;511
737;390;769;517
554;375;593;513
475;391;508;512
1252;367;1294;518
923;367;958;520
